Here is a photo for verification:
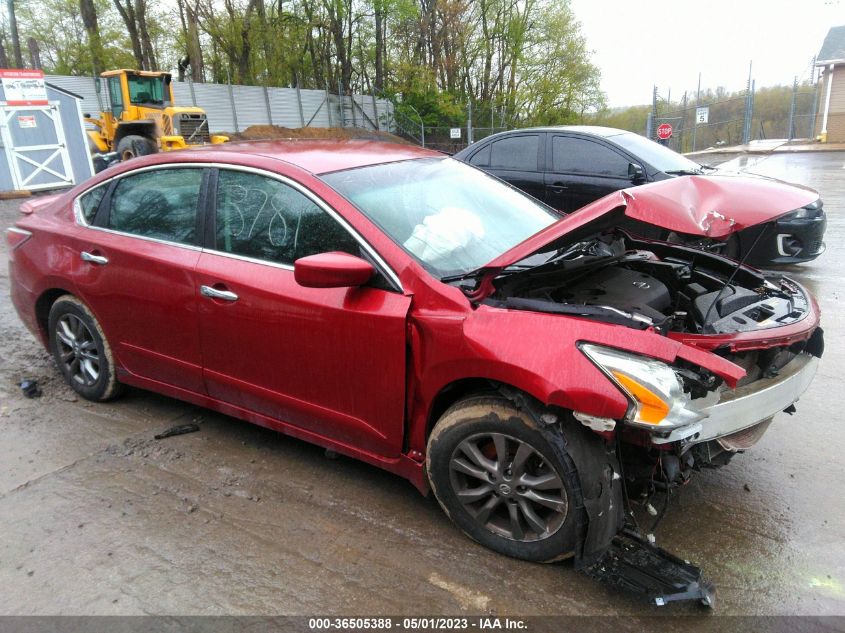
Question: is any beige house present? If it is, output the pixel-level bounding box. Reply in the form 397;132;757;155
816;25;845;142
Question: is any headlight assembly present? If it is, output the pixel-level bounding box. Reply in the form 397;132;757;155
579;343;705;430
786;199;822;219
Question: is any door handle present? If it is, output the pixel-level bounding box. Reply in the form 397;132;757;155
80;251;108;265
549;182;568;193
200;285;239;302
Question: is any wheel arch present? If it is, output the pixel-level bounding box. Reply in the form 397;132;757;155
114;121;157;146
34;287;74;345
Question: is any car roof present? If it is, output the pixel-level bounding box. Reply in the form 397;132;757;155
184;138;442;175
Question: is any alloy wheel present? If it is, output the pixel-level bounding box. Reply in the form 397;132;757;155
448;432;568;542
55;314;101;387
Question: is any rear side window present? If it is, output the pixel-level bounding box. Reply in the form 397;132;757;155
214;170;360;265
108;168;203;244
469;144;490;167
551;136;629;177
78;184;107;224
489;135;539;171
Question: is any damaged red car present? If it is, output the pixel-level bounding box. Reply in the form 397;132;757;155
7;141;822;579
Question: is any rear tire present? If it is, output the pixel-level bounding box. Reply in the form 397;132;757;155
48;295;123;402
116;134;157;162
426;396;580;562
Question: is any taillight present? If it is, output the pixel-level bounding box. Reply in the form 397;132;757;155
5;227;32;250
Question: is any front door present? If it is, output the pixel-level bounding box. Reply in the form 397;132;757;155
196;168;411;456
544;135;635;212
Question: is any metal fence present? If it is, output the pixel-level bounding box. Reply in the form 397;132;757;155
45;75;394;134
646;79;820;154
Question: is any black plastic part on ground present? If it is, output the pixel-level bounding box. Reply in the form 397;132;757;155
584;527;716;608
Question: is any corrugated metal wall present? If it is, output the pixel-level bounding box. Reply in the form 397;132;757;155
47;75;393;134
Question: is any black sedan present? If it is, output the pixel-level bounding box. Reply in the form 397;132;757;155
453;126;826;266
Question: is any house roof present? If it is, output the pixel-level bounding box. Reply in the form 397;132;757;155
818;25;845;63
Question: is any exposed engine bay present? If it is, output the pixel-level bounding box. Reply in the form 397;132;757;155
485;231;811;336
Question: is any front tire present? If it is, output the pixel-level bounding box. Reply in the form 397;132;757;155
48;295;122;402
427;397;580;562
116;134;157;162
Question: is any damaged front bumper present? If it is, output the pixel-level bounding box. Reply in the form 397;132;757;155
651;353;819;448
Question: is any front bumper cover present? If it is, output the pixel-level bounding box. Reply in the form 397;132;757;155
652;353;819;447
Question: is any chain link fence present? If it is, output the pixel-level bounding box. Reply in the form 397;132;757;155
648;80;820;153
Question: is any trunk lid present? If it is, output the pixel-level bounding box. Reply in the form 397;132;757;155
19;193;62;215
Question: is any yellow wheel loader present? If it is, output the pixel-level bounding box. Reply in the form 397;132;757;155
85;69;227;168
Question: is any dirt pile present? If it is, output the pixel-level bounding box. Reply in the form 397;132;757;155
222;125;411;145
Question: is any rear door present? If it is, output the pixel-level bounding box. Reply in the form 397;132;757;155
195;168;411;457
72;166;208;393
468;133;545;201
544;134;635;212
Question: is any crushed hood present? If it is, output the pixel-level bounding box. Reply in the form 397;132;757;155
483;174;819;272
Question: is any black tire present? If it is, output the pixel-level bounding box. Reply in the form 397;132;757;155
426;396;580;562
116;134;157;162
48;295;123;402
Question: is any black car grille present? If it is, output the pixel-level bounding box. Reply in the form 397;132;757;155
178;115;210;144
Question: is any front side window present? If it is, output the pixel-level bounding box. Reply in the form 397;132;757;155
490;135;540;171
322;158;558;277
108;168;203;244
215;170;360;265
552;136;629;177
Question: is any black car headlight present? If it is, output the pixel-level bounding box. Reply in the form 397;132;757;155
785;198;823;220
580;343;705;430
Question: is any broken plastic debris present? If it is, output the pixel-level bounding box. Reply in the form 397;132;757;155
154;424;200;440
19;380;41;398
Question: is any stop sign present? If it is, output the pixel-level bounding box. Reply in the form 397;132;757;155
657;123;673;140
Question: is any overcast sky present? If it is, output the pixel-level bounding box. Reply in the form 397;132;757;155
569;0;844;107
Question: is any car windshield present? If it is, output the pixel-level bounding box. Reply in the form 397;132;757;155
611;131;703;173
322;157;559;278
127;74;169;106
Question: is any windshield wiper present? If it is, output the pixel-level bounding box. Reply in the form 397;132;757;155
665;168;705;176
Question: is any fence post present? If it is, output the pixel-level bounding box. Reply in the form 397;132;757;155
226;68;239;133
337;80;345;127
788;76;797;140
371;88;379;131
467;100;473;144
692;72;700;151
295;83;305;127
263;85;274;126
187;74;197;107
645;111;653;139
325;88;334;127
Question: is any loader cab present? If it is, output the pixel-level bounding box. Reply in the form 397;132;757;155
105;70;174;120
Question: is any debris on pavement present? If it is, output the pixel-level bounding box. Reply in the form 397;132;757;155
19;379;41;398
154;424;200;440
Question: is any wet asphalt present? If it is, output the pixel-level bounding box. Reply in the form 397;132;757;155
0;151;843;618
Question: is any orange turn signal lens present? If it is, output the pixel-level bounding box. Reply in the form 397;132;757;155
611;371;670;425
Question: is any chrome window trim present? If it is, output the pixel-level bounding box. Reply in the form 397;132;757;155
72;162;404;292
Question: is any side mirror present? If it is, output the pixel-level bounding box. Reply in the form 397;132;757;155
628;162;645;182
294;252;375;288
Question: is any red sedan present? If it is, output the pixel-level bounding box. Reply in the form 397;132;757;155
6;140;822;566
